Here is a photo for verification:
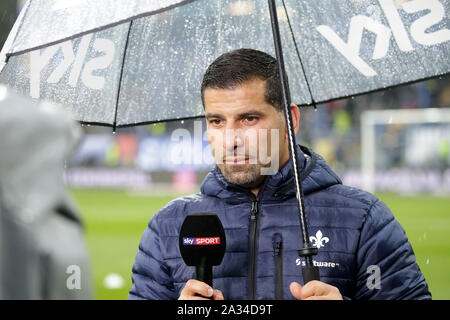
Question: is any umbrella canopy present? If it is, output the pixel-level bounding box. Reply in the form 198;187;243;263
1;0;449;127
2;0;196;55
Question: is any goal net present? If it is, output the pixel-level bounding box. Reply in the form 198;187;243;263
360;108;450;194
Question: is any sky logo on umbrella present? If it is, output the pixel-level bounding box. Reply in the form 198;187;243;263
29;34;115;99
317;0;450;77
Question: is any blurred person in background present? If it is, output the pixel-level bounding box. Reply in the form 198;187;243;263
0;85;92;299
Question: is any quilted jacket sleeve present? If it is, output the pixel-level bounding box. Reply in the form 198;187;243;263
354;200;431;300
128;212;177;300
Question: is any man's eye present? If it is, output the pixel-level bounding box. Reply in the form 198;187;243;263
209;119;222;126
243;116;258;124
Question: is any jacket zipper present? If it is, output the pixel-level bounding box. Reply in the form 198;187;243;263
274;240;283;300
248;199;259;299
247;175;272;300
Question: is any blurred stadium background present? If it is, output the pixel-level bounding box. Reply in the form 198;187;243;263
2;0;449;300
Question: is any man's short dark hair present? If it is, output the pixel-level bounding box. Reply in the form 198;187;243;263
201;48;283;112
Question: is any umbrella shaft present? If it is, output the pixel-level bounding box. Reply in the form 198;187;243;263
268;0;310;248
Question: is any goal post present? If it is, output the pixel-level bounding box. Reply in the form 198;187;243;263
361;108;450;193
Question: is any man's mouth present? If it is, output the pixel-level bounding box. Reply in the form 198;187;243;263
224;156;250;165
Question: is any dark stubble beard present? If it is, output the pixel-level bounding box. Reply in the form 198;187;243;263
217;162;266;189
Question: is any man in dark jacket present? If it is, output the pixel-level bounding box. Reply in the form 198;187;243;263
128;49;431;300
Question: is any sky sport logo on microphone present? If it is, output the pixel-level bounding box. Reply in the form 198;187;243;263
182;237;221;245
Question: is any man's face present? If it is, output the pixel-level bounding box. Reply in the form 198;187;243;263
204;78;289;190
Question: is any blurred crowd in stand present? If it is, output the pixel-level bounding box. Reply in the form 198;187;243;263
299;77;450;174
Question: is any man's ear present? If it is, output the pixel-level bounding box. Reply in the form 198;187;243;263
284;104;300;139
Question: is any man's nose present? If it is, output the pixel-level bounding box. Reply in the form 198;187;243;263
224;127;244;151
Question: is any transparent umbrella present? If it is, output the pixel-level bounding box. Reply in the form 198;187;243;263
1;0;448;127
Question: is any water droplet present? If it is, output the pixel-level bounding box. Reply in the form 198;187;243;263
181;120;184;124
426;258;430;264
423;233;426;240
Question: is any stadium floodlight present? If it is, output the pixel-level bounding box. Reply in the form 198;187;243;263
361;108;450;193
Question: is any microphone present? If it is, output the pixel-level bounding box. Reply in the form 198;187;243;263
179;212;226;287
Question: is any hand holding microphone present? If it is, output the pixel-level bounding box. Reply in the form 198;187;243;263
178;279;224;300
178;212;226;300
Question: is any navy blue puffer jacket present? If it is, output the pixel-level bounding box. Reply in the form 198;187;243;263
128;145;431;300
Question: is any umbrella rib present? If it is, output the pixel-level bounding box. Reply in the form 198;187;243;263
78;114;206;129
281;0;316;109
1;0;32;63
312;72;450;108
113;20;134;132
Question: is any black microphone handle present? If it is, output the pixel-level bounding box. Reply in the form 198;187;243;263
195;265;213;287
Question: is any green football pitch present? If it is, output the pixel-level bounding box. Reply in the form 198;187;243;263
69;188;450;300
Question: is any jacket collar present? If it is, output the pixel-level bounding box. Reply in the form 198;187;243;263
200;144;342;203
